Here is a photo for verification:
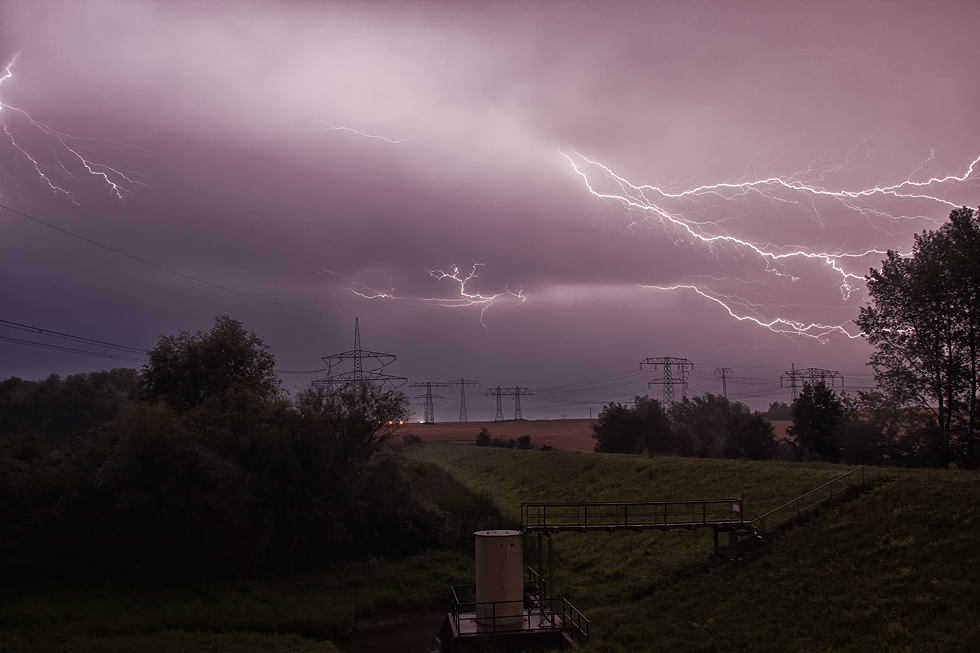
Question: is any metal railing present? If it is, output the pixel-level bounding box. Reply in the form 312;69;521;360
526;565;547;603
562;597;590;644
449;584;588;644
522;498;748;532
754;466;867;532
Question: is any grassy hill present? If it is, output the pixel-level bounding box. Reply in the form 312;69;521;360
412;445;980;652
3;445;976;652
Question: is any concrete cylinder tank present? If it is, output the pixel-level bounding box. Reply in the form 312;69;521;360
474;529;524;629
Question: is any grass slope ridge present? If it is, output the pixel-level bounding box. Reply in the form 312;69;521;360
413;445;980;652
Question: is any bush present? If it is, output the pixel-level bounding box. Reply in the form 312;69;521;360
475;427;491;447
402;433;422;445
517;435;532;449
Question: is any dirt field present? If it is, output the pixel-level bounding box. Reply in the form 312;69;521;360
396;418;790;453
394;419;597;452
771;420;791;441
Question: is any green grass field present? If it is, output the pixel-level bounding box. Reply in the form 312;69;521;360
410;445;980;652
0;551;471;653
4;447;978;652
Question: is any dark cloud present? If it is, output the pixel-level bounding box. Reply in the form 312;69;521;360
2;1;979;418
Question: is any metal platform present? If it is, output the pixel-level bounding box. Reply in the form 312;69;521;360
440;580;589;652
521;498;752;533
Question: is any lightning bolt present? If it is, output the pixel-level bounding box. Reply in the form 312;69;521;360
314;118;417;145
564;146;980;340
643;284;861;340
0;53;146;204
322;264;527;326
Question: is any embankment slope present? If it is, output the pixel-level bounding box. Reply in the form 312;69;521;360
413;446;980;652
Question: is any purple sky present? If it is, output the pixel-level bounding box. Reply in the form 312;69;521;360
2;1;979;420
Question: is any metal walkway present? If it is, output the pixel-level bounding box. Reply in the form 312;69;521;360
521;498;751;533
519;466;870;560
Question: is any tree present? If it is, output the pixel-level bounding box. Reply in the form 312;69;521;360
856;207;980;467
670;393;741;458
787;381;844;462
592;396;672;454
139;316;279;412
724;412;776;460
764;401;793;421
0;369;139;445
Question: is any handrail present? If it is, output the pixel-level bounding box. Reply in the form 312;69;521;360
524;498;743;507
562;597;590;644
449;587;589;641
522;498;748;532
754;466;867;532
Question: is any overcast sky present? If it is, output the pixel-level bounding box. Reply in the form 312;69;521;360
2;1;978;420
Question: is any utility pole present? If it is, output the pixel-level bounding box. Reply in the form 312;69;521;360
410;382;448;424
640;357;693;408
447;378;480;422
313;318;407;396
485;385;532;421
715;368;733;400
780;364;843;401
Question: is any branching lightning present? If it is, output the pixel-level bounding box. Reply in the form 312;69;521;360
565;146;980;341
314;118;417;145
322;264;527;325
643;284;860;340
0;53;146;204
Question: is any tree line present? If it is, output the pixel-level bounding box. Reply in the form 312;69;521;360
0;316;506;581
591;393;780;459
594;207;980;469
0;368;138;445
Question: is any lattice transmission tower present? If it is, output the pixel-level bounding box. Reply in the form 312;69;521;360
640;357;693;408
486;386;505;421
447;378;480;422
485;385;532;421
312;318;407;394
780;364;843;401
715;368;733;400
410;382;448;424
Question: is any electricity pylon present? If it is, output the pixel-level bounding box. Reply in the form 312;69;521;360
485;386;531;421
715;368;733;400
493;385;531;421
410;381;448;424
640;357;693;408
447;378;480;422
780;364;843;401
486;386;505;421
313;318;407;393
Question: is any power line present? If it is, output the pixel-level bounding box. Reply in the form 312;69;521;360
277;367;329;375
0;334;146;363
0;318;148;354
0;202;347;319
